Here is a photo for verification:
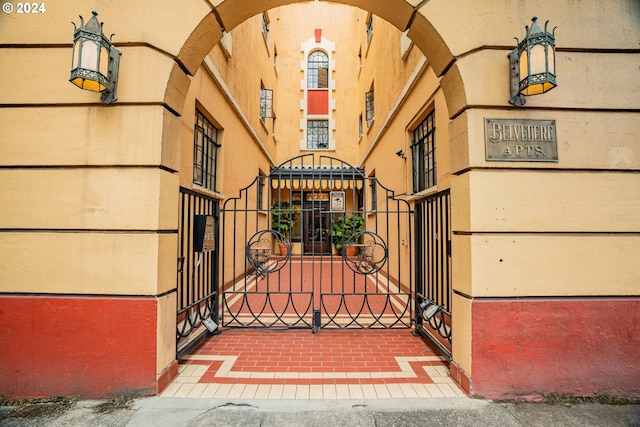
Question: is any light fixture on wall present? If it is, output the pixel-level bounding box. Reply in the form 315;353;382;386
70;11;122;104
508;17;556;106
395;150;406;159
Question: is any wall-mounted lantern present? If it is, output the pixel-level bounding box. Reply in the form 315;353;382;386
508;17;556;106
70;11;121;104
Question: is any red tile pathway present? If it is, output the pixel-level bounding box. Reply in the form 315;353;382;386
162;328;465;400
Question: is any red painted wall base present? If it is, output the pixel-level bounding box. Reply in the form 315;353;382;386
0;295;162;399
469;297;640;400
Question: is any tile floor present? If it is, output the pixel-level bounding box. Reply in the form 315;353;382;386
162;328;465;399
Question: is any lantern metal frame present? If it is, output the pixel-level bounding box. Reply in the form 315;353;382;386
509;17;557;106
70;11;122;104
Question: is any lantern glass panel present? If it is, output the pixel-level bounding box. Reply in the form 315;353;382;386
529;44;546;75
72;42;80;69
99;45;109;77
519;49;528;80
80;40;99;71
83;78;103;92
523;81;543;96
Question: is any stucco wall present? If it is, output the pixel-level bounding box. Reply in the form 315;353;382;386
0;0;638;399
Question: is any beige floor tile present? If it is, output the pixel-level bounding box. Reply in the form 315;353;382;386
186;383;207;398
253;384;272;399
436;383;460;397
361;384;377;399
309;385;323;399
281;384;297;399
227;383;246;398
373;384;391;398
240;384;258;399
173;383;196;398
348;384;364;399
399;383;418;398
199;383;221;398
179;365;198;377
231;371;252;378
322;384;337;399
295;385;310;399
171;376;200;384
335;384;350;399
410;383;432;398
385;383;404;398
268;384;284;399
425;383;445;398
215;383;234;398
159;382;182;397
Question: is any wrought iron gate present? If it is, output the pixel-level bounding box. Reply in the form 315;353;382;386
176;187;219;354
414;189;452;358
220;154;413;330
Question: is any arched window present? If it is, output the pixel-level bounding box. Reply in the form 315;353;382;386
307;51;329;89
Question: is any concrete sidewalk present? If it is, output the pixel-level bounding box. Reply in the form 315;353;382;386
1;396;639;427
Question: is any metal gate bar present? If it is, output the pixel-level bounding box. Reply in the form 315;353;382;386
176;187;219;355
415;189;452;357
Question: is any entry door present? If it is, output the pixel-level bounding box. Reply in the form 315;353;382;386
304;203;331;254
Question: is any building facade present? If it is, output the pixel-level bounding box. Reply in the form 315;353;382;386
0;0;638;400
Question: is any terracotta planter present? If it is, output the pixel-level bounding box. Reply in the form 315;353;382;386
277;242;288;256
345;245;357;257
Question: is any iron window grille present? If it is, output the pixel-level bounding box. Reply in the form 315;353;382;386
307;51;329;89
257;174;265;211
260;87;274;119
365;89;374;128
307;120;329;149
262;12;269;40
411;110;436;193
366;15;373;45
369;176;377;212
194;109;220;191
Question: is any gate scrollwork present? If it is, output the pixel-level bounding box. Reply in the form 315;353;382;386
246;229;290;276
342;231;387;275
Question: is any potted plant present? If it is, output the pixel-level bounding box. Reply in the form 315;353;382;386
330;214;365;255
271;201;293;254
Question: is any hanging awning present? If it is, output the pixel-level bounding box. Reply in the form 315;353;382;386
270;165;365;190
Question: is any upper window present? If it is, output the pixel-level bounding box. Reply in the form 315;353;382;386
307;51;329;89
365;85;374;128
262;12;269;40
194;109;220;191
366;15;373;45
260;85;274;119
307;120;329;149
412;110;436;193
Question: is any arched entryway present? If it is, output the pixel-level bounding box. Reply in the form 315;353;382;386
167;0;466;394
3;0;638;402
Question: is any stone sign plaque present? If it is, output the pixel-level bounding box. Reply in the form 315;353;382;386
485;118;558;162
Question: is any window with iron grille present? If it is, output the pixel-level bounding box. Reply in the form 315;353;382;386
307;120;329;149
262;12;269;40
257;172;265;211
412;110;436;193
366;15;373;45
194;109;220;191
308;51;329;89
260;87;274;119
365;88;374;128
369;174;377;211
